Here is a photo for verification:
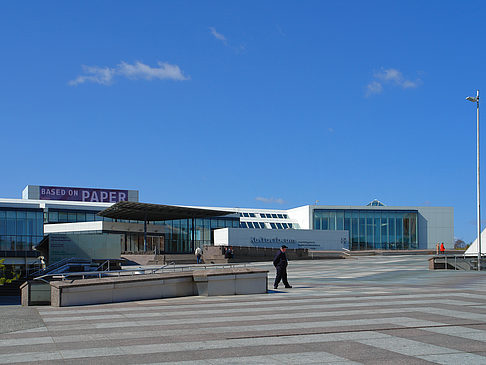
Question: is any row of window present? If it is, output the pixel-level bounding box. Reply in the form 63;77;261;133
270;222;293;229
314;209;418;250
0;210;43;219
260;213;288;219
0;209;44;249
239;222;294;229
240;213;256;218
45;210;240;229
239;212;289;219
240;222;265;229
0;235;44;251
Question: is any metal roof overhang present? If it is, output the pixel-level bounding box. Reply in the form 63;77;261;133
97;201;234;221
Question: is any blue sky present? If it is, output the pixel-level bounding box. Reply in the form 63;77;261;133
1;1;485;243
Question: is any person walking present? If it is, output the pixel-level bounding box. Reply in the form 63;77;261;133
195;247;203;264
273;245;292;289
440;242;445;255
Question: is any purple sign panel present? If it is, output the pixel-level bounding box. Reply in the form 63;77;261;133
39;186;129;203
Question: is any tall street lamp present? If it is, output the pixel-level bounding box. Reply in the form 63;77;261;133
467;90;480;271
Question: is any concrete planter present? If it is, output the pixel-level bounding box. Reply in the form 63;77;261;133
40;268;268;307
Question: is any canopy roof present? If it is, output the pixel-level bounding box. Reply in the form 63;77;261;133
98;201;234;221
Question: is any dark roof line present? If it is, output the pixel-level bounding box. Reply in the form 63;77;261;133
98;201;234;221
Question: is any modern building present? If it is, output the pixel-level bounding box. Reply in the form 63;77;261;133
0;186;454;275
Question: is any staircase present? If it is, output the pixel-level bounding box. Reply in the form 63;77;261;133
429;256;486;271
30;258;95;279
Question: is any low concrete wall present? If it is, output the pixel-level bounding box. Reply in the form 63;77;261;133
20;281;51;306
45;268;268;307
203;246;310;264
193;268;268;296
50;272;195;307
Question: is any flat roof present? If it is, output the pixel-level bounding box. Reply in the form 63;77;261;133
97;201;235;221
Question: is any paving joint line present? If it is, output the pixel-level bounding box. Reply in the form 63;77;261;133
223;321;486;340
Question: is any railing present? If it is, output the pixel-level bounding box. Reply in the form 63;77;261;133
30;257;91;277
97;259;111;272
432;254;485;271
33;262;249;283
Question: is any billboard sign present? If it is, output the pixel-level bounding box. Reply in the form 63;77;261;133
39;186;129;203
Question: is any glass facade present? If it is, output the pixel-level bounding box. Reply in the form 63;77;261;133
114;217;239;254
0;208;44;251
46;210;240;254
45;209;114;224
313;209;418;250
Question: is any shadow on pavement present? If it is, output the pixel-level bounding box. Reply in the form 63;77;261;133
0;296;21;305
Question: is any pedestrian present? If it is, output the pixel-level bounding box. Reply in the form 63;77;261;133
440;242;445;254
273;245;292;289
225;246;233;259
436;243;440;255
195;247;202;264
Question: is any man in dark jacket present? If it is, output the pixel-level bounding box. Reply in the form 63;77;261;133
273;245;292;289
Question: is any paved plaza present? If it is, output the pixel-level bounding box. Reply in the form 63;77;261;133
2;255;486;364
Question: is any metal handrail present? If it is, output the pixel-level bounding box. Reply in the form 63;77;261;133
151;261;176;273
30;257;90;277
432;254;484;271
97;259;111;272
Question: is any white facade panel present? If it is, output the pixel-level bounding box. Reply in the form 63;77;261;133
213;227;349;251
286;206;312;229
417;207;454;249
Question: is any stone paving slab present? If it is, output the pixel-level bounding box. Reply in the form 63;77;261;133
2;255;486;364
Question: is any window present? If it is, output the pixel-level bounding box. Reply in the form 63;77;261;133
260;213;266;218
276;223;283;229
68;212;76;222
48;211;58;223
76;212;85;222
277;214;284;219
259;222;266;228
249;213;255;217
283;214;288;219
271;214;278;218
270;223;277;229
240;222;247;228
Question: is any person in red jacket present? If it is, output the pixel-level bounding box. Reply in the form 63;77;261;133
440;242;445;254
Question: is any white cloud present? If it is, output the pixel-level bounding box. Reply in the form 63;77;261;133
256;196;285;205
69;61;189;86
69;65;116;86
209;27;227;44
365;68;421;97
209;26;246;54
374;68;419;88
366;81;383;96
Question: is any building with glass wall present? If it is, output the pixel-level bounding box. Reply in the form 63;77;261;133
313;209;418;250
0;208;44;252
0;185;454;275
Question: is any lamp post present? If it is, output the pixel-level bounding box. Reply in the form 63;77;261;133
467;90;480;271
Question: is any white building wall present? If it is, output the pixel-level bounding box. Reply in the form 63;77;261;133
417;206;454;249
286;206;312;229
214;227;348;251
